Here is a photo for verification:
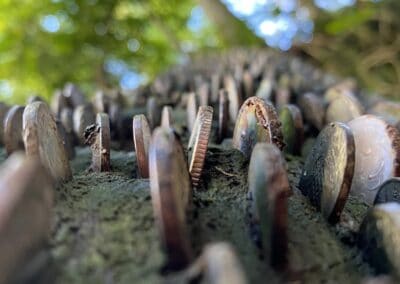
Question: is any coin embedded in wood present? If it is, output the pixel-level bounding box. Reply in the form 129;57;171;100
186;92;198;133
298;92;325;130
218;89;229;143
374;178;400;205
279;104;304;155
4;105;25;155
299;122;355;223
232;96;284;158
161;106;173;128
149;127;193;270
133;115;151;178
358;203;400;277
0;153;53;284
146;97;161;129
85;113;111;172
188;106;213;187
325;91;363;123
73;104;96;145
348;115;400;205
248;143;289;269
23;102;72;183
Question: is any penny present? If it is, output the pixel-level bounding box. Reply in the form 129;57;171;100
50;89;67;117
224;75;241;122
133;115;151;178
63;82;85;107
279;104;304;155
56;120;75;160
188;106;213;187
374;178;400;205
358;203;400;278
325;91;363;123
298;92;325;130
232;96;284;158
23;102;72;183
161;106;173;128
73;104;96;145
3;105;25;155
348;115;400;204
248;143;289;269
217;89;229;143
85;113;111;172
149;127;192;270
299;122;355;223
0;153;53;284
146;97;161;129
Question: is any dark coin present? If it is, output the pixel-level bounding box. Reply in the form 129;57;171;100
133;115;151;178
374;178;400;205
4;105;25;155
299;122;355;223
279;104;304;155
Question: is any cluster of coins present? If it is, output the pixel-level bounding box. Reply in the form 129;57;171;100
1;49;400;282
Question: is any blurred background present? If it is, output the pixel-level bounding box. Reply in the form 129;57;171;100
0;0;398;103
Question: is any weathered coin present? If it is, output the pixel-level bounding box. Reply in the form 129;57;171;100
232;96;284;158
218;89;229;143
73;104;96;145
325;91;363;123
299;122;355;223
0;153;53;284
358;203;400;278
186;92;198;133
149;127;192;270
279;104;304;155
85;113;111;172
4;105;25;155
188;106;213;187
63;82;85;107
348;115;400;204
146;97;161;129
23;102;72;183
50;89;67;117
161;106;173;128
56;120;75;160
224;75;241;122
248;143;289;269
298;92;325;130
133;115;151;178
374;178;400;205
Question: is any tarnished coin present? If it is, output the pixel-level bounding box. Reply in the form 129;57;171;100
133;115;151;178
146;97;161;129
374;178;400;205
186;92;198;133
73;104;96;145
325;91;363;123
348;115;400;204
0;153;53;284
224;75;241;122
23;102;72;183
299;122;355;223
298;92;325;130
279;104;304;155
4;105;25;155
85;113;111;172
232;96;284;158
188;106;213;187
50;89;67;117
358;203;400;278
218;89;229;143
248;143;289;269
63;82;85;107
149;127;192;269
161;106;173;128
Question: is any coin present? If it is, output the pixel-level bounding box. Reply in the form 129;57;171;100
211;73;221;103
299;122;355;223
279;104;304;155
224;75;241;122
368;100;400;125
108;102;123;142
348;115;400;204
133;115;151;178
248;143;289;269
149;127;192;269
56;119;75;160
0;103;9;145
63;82;85;107
27;95;44;104
358;203;400;278
232;96;284;158
23;102;72;183
73;104;96;144
218;89;229;143
161;106;173;128
325;91;363;123
374;178;400;205
255;76;273;101
51;89;67;117
298;92;325;130
186;92;198;133
242;70;253;99
146;97;161;129
60;108;75;143
93;90;110;113
188;106;213;187
3;105;25;155
197;82;209;107
0;153;53;284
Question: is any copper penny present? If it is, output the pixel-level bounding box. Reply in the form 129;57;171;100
279;104;304;155
161;106;173;128
133;115;151;178
73;104;95;145
218;89;229;143
374;178;400;205
3;105;25;155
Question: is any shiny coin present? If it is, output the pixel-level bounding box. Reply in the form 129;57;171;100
299;122;355;223
348;115;400;204
188;106;213;187
146;97;161;129
374;178;400;205
325;91;363;123
73;104;95;145
298;92;325;130
232;96;284;158
133;115;151;178
279;104;304;155
218;89;229;143
186;92;198;133
4;105;25;155
224;75;241;122
0;153;53;284
23;102;72;183
248;143;289;269
149;127;192;270
161;106;173;128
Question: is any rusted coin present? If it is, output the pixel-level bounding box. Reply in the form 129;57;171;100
232;96;284;158
217;89;229;143
186;92;198;133
358;203;400;278
73;104;96;145
50;89;67;117
23;102;72;183
0;153;53;284
325;91;363;123
63;82;85;107
279;104;304;155
161;106;173;128
188;106;213;187
374;178;400;205
299;122;355;223
224;75;241;122
56;120;75;160
348;115;400;204
248;143;289;269
298;92;325;130
146;97;161;129
133;115;151;178
149;127;192;270
3;105;25;155
85;113;111;172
